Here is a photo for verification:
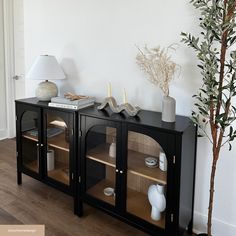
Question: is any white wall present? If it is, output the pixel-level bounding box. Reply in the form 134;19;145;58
24;0;236;235
0;0;7;140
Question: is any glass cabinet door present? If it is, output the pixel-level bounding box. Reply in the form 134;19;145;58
45;112;70;186
20;111;40;174
126;131;167;229
85;126;117;206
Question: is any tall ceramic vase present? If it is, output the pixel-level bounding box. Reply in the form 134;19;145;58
162;95;176;123
148;184;166;221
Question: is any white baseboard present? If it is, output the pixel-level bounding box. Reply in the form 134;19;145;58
193;211;236;236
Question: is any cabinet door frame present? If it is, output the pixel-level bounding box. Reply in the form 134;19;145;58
43;108;75;194
80;115;122;213
16;103;42;180
123;123;176;235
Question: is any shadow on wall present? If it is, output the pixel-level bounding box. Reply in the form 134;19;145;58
58;57;81;96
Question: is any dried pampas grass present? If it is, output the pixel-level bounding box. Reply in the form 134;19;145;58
136;45;180;96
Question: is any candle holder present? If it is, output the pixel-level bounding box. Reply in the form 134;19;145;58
97;97;141;117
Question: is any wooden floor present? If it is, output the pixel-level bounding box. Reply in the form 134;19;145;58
0;139;194;236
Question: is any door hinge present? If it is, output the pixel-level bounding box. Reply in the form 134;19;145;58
15;115;18;121
71;129;74;136
79;130;82;137
171;213;174;222
78;176;81;183
173;155;176;164
71;173;74;180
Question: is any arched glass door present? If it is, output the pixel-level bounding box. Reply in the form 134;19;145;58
85;125;118;206
20;111;39;174
45;112;70;186
126;131;167;229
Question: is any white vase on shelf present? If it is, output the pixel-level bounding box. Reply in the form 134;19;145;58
109;139;116;158
159;151;167;172
148;184;166;221
47;149;55;171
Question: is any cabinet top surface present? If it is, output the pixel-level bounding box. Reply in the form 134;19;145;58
16;97;48;106
15;97;76;112
80;104;194;134
15;97;195;133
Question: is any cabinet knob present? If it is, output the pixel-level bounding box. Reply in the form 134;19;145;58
120;170;123;174
36;143;39;147
40;144;43;147
116;169;119;173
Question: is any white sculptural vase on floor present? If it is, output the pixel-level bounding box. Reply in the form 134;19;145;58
148;184;166;221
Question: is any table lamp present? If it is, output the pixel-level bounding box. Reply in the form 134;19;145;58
27;55;65;101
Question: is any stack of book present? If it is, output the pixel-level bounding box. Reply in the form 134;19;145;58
49;96;95;110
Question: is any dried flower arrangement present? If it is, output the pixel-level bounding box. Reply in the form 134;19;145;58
136;45;180;96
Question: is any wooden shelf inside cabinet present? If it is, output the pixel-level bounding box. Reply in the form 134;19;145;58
86;144;167;185
86;179;115;206
24;160;39;173
127;188;165;229
22;133;38;142
22;131;69;152
47;133;69;152
86;144;116;168
48;163;69;186
128;149;167;185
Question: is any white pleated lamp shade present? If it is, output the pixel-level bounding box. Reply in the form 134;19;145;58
27;55;65;80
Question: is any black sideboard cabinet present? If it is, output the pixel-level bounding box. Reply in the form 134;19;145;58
15;98;197;236
15;98;78;199
78;106;197;236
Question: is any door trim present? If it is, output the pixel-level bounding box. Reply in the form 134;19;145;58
3;0;16;138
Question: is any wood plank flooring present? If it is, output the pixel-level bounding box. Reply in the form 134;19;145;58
0;139;194;236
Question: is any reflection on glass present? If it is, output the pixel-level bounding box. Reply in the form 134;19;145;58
85;126;117;206
21;111;39;173
46;113;69;185
126;131;167;229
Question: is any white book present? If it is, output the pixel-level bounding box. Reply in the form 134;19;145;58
48;102;94;110
51;96;95;106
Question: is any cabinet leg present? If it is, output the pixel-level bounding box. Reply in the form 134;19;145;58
74;198;83;217
187;219;193;234
17;171;22;185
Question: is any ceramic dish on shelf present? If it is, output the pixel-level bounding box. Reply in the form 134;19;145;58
145;157;158;168
145;163;158;168
103;187;115;196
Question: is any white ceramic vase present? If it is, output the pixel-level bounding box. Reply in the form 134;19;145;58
159;151;167;172
109;141;116;158
148;184;166;221
162;95;176;122
47;149;55;171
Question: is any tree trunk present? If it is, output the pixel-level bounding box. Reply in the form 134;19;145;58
207;151;219;236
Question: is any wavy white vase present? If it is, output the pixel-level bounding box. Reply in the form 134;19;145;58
148;184;166;221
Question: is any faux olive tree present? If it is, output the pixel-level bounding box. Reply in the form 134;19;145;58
181;0;236;235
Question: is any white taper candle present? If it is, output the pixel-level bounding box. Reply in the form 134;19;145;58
123;88;127;103
107;82;112;97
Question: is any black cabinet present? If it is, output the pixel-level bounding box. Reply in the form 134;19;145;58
79;106;197;236
15;98;197;235
15;98;77;196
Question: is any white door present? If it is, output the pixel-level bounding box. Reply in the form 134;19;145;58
13;0;25;99
0;0;7;140
1;0;25;139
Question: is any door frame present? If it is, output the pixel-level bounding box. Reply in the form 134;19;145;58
3;0;18;138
